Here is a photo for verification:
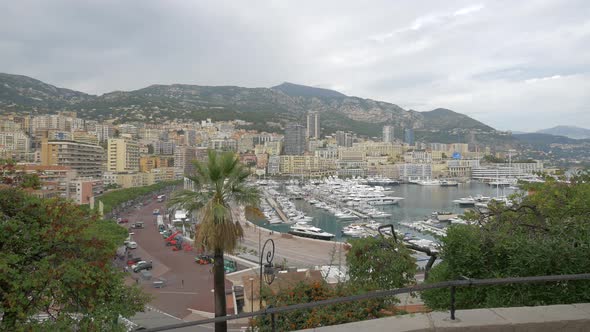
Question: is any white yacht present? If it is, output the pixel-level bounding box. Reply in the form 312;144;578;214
417;179;441;186
341;225;368;238
289;223;335;240
365;221;383;230
368;210;392;219
440;180;459;187
334;210;358;221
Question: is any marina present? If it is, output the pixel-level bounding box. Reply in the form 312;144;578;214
249;178;518;245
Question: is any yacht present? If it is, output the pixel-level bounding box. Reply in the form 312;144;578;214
417;179;441;186
453;195;490;206
368;210;392;219
366;177;400;186
365;221;383;230
341;225;368;238
289;223;335;240
440;180;459;187
334;210;358;221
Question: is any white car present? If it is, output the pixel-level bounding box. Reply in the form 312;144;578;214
126;241;138;249
131;260;146;270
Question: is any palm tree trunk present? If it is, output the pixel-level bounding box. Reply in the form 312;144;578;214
213;248;227;332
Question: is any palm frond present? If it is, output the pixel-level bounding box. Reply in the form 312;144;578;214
169;190;212;217
179;150;257;253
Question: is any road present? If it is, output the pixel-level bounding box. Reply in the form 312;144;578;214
118;198;248;331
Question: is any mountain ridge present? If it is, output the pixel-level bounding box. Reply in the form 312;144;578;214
0;72;495;138
536;125;590;139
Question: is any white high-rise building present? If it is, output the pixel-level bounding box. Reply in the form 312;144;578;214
383;125;395;143
306;112;320;139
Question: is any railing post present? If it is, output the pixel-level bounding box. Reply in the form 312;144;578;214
450;286;456;320
271;312;276;332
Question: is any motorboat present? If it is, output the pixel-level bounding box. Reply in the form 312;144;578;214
440;180;459;187
334;210;358;221
417;179;441;186
369;211;392;219
288;223;335;240
341;225;368;238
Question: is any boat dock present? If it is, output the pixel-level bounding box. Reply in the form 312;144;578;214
264;196;290;223
309;193;369;219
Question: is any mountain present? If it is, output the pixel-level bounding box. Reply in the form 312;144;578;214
537;126;590;139
420;108;494;131
0;72;497;138
513;133;581;146
0;73;91;110
271;82;347;98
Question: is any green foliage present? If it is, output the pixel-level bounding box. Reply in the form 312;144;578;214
99;180;180;214
422;170;590;310
171;150;260;253
251;235;417;331
482;154;506;163
254;281;387;331
347;236;416;291
0;189;150;331
0;159;41;189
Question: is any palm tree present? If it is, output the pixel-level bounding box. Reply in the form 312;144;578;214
171;150;260;332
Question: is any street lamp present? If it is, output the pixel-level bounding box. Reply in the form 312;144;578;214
259;239;276;308
249;277;254;313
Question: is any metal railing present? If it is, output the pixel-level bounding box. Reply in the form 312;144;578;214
140;273;590;332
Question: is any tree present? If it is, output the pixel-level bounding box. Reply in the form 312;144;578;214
0;188;150;331
252;235;418;331
255;281;386;331
0;159;41;189
171;150;260;332
347;236;416;291
422;170;590;310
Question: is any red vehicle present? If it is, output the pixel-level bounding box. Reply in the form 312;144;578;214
127;257;142;266
117;218;129;224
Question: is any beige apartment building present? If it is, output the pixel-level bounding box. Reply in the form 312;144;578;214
279;155;336;177
107;138;139;172
40;139;104;179
103;167;175;188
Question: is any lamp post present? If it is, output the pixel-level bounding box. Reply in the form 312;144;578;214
259;239;276;309
249;277;254;313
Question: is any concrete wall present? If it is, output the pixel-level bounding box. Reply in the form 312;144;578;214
300;303;590;332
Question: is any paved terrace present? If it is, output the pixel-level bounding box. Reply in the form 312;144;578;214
299;303;590;332
236;208;348;269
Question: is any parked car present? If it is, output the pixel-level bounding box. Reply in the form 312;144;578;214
117;218;129;224
132;222;145;229
133;261;153;273
126;241;138;249
131;260;146;270
127;257;142;266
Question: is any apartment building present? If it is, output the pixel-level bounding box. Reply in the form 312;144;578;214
174;146;196;177
279;155;336;177
107;138;139;172
41;139;104;178
0;131;30;156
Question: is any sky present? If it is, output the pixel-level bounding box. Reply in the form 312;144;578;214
1;0;589;131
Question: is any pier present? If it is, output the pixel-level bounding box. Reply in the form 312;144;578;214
309;193;369;219
264;196;290;223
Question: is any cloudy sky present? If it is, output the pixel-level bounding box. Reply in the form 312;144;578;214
1;0;589;131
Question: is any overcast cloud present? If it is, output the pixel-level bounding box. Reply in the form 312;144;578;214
1;0;589;131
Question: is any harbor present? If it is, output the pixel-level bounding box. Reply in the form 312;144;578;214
249;178;518;245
